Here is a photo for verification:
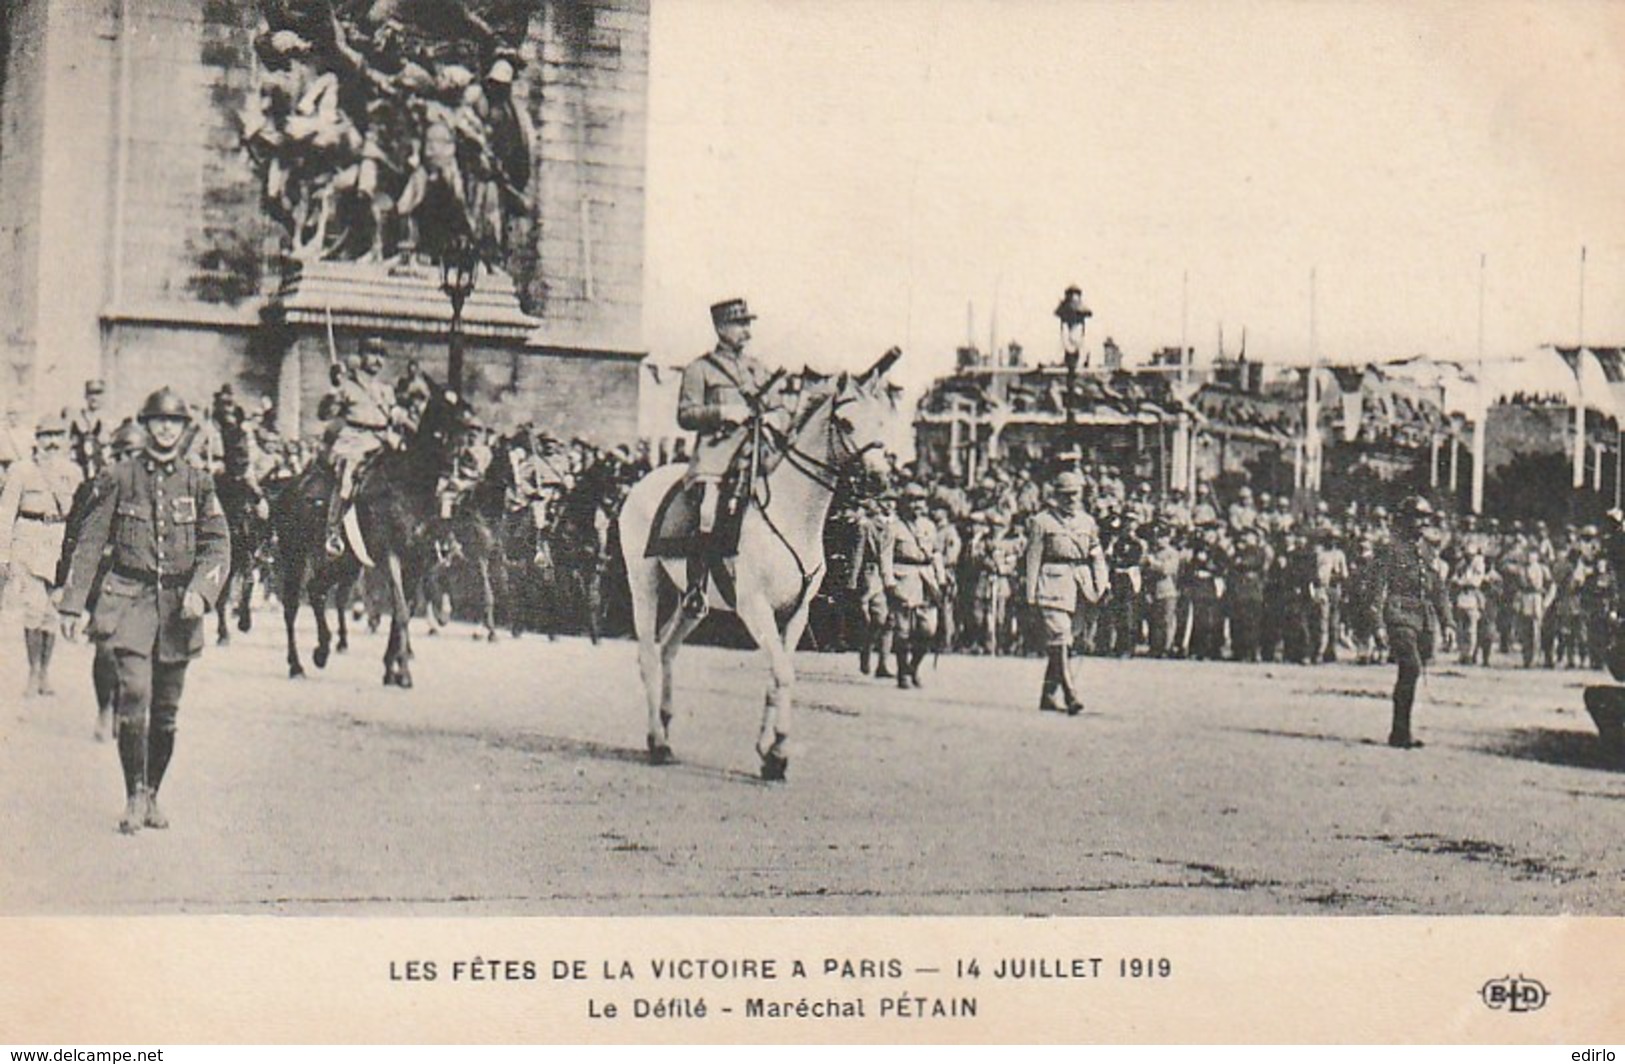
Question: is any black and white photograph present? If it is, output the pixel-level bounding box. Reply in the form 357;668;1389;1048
2;0;1625;1041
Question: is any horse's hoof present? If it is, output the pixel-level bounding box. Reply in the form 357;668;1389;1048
336;639;348;655
313;646;330;669
382;672;396;686
238;616;252;634
397;673;414;690
647;742;675;766
216;634;230;647
760;752;789;782
289;664;305;679
487;630;499;643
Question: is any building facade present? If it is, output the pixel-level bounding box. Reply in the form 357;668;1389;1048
1;0;649;441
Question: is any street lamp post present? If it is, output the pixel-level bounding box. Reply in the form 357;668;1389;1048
1055;285;1092;462
440;238;480;394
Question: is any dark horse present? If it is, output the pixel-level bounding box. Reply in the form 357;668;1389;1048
535;453;637;644
272;386;474;685
212;469;273;645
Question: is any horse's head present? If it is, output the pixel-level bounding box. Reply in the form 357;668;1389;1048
412;384;478;465
826;347;903;476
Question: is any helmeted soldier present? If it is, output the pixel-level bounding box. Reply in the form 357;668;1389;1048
1024;470;1108;713
0;413;84;696
323;335;402;555
881;482;942;689
57;387;231;833
1370;495;1452;748
675;298;778;617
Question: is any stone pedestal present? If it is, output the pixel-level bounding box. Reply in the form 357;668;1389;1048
262;259;642;444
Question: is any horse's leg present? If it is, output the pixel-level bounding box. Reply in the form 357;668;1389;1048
735;589;804;781
335;571;353;653
627;558;673;762
384;550;414;689
237;553;256;633
310;568;333;670
282;555;306;678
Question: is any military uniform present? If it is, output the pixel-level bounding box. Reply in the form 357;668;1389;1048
847;503;894;676
1370;501;1453;747
59;388;231;830
881;494;941;688
69;381;110;477
675;298;778;616
1024;478;1107;712
0;423;83;695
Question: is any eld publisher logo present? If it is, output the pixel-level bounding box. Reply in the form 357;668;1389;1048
1480;975;1549;1013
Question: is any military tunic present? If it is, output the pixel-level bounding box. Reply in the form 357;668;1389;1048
677;345;775;482
848;510;894;627
881;514;941;640
59;453;231;664
1371;537;1452;671
1024;507;1108;645
0;455;83;628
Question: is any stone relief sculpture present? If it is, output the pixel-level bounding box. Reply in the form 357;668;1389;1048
240;0;535;266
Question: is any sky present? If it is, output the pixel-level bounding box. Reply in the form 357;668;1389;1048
641;0;1625;392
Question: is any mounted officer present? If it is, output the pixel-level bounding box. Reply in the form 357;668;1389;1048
58;387;231;833
0;413;83;697
1370;495;1452;748
1024;470;1108;713
675;297;777;618
323;335;402;555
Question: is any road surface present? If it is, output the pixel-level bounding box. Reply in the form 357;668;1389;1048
2;612;1621;915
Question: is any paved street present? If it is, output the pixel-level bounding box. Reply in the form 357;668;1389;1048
2;612;1622;916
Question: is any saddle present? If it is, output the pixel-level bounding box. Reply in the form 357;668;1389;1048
644;432;766;559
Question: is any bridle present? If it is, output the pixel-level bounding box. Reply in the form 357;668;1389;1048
774;391;878;494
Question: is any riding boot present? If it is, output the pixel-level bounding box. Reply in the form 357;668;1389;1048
682;542;711;619
1039;649;1065;711
875;629;894;678
910;644;929;688
858;642;872;676
35;630;55;695
894;637;911;689
23;630;41;696
1058;647;1084;715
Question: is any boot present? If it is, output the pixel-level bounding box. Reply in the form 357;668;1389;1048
23;630;41;698
143;790;169;830
894;638;911;689
35;630;54;695
1388;687;1419;748
1058;648;1084;715
119;788;147;836
909;644;929;688
858;640;871;676
874;630;893;678
682;546;710;619
1039;649;1065;711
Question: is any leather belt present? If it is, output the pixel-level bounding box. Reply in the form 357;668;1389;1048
20;512;65;524
111;563;192;589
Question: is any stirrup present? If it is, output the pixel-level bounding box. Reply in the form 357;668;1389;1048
682;582;709;619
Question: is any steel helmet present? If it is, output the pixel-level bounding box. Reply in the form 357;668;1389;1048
138;387;192;422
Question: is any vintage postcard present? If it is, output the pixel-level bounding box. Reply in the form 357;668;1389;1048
2;0;1623;1045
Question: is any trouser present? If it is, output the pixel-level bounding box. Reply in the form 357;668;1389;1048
1315;587;1343;661
891;603;938;683
1190;600;1225;660
855;584;889;674
1454;606;1481;664
111;649;189;800
1228;595;1262;661
1105;582;1138;656
685;480;721;608
1387;624;1424;743
1519;614;1542;667
1148;596;1179;657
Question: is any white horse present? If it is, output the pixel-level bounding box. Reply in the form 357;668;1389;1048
618;350;902;780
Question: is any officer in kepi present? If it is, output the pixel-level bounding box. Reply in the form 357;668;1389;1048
675;298;776;618
57;387;231;834
1371;495;1452;748
1024;470;1109;714
0;413;84;697
323;335;401;556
